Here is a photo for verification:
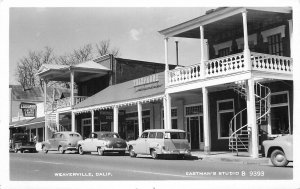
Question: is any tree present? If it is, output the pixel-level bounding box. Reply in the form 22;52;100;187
95;40;119;57
16;46;55;90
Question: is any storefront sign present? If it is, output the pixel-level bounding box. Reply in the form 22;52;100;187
20;103;36;117
133;74;159;87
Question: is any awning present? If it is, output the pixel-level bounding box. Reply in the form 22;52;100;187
9;117;45;129
73;72;166;114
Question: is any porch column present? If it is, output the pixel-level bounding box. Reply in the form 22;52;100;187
113;106;119;133
175;38;179;66
36;128;38;142
242;11;251;71
247;79;259;158
202;87;211;154
137;102;143;136
163;97;167;129
91;110;95;133
200;25;206;79
164;37;169;86
56;112;59;132
70;70;75;107
166;93;172;129
288;19;293;58
43;80;48;140
71;112;75;132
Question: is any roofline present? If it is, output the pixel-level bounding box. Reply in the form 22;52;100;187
158;7;292;38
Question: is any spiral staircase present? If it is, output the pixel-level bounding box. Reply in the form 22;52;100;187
229;82;271;155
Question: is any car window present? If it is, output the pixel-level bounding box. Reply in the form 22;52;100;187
156;132;163;139
69;133;81;138
149;132;156;138
164;132;186;139
141;132;148;138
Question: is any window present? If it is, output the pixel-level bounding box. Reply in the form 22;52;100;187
218;47;230;57
156;132;163;139
162;107;178;129
149;132;156;138
141;132;148;138
217;99;235;139
270;91;290;134
267;34;283;56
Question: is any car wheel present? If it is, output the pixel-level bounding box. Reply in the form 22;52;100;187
78;146;84;155
177;154;185;160
58;146;65;154
42;145;48;154
119;151;126;156
97;148;104;156
150;149;158;159
129;147;136;158
270;149;289;167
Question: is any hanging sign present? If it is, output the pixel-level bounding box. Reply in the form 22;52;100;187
20;103;36;117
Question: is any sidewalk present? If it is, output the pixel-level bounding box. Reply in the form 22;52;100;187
191;151;270;165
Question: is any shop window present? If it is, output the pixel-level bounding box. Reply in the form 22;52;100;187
161;107;178;129
270;91;290;134
217;99;235;139
267;33;283;56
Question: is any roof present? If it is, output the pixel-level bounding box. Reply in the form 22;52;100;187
10;116;45;128
10;85;72;102
74;72;165;111
74;60;110;71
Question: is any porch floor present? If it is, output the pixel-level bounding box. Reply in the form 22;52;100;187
191;151;270;165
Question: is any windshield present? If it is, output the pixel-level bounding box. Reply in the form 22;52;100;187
69;133;81;138
14;134;29;142
164;132;186;139
101;133;120;139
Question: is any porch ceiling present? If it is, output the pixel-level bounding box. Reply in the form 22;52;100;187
160;7;292;39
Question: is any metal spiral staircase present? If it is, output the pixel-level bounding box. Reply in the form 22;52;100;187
229;82;271;155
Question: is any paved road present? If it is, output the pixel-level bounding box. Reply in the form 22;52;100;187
10;151;293;181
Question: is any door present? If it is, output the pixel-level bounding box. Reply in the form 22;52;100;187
134;132;148;154
83;126;91;139
187;116;204;150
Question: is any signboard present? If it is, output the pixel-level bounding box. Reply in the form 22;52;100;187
20;103;36;117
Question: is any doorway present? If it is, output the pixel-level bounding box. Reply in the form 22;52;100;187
187;116;204;150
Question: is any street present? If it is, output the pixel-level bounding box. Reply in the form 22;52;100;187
10;151;293;181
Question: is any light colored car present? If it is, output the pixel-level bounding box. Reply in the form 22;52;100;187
127;129;191;159
42;132;82;154
263;135;293;167
77;132;127;156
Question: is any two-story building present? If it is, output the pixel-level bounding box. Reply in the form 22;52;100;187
159;7;293;158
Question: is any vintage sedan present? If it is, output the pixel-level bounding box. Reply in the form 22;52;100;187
263;135;293;167
77;132;127;156
42;132;82;154
10;133;37;153
127;129;191;159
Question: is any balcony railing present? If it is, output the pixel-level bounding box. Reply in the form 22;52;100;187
168;52;293;86
46;96;88;111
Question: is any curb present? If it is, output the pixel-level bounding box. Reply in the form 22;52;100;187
193;155;270;165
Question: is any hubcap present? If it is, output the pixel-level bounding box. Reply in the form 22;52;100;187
276;154;285;162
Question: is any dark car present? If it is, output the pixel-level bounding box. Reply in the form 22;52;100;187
10;133;37;153
42;132;82;154
77;132;127;156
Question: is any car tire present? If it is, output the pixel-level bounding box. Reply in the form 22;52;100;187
119;151;126;156
270;149;289;167
58;146;65;154
129;147;137;158
78;146;84;155
42;145;48;154
97;148;104;156
150;149;158;159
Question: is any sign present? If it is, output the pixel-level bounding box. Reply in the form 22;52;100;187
20;102;36;117
133;74;159;87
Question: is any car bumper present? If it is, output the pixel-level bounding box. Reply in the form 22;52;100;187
19;146;36;151
102;147;127;152
66;147;77;151
161;149;191;156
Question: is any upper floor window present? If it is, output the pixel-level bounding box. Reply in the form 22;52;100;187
267;33;283;56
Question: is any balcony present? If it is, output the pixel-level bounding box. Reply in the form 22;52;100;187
46;96;88;111
168;52;293;86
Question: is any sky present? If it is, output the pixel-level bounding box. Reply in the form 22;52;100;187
9;7;213;85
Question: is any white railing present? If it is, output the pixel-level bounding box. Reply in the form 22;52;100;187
47;96;88;110
206;53;245;78
167;52;293;86
251;52;293;73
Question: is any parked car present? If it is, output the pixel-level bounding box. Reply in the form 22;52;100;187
41;132;82;154
262;135;293;167
127;129;191;159
10;133;37;153
77;132;127;156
